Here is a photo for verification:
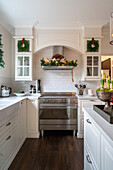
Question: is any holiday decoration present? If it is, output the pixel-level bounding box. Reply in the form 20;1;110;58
40;54;77;67
18;38;29;52
0;34;5;68
87;38;99;52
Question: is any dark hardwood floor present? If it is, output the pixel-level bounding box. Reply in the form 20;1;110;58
9;131;84;170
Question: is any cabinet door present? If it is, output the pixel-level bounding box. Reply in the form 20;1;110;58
101;135;113;170
86;56;100;79
84;146;95;170
27;99;39;138
15;55;32;81
77;100;101;138
18;100;26;144
84;112;100;170
0;129;17;170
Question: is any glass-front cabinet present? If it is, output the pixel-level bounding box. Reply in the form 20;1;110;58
85;55;100;79
16;55;32;80
83;38;101;80
14;37;33;81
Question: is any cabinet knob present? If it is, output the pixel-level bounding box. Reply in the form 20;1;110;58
86;119;92;124
86;155;92;164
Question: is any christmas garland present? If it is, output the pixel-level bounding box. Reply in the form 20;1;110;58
40;58;77;67
87;39;99;52
0;34;5;68
18;38;29;52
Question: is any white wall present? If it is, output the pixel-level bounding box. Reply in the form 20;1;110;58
0;23;12;89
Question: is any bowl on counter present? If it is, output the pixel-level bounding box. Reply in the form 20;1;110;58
14;92;28;97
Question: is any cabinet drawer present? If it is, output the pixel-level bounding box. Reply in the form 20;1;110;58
0;115;17;143
84;146;95;170
0;128;17;170
84;113;100;170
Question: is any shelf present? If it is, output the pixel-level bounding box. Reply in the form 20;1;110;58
41;66;74;71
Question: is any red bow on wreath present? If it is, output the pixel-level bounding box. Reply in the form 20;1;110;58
22;38;25;47
22;38;25;44
91;38;95;48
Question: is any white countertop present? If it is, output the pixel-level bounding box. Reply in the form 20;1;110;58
83;107;113;142
77;94;98;100
0;93;41;111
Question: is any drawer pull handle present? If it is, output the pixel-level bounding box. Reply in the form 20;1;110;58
86;119;92;124
6;135;11;141
86;155;92;164
6;122;11;126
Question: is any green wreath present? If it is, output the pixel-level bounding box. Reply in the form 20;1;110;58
87;40;99;52
18;39;29;52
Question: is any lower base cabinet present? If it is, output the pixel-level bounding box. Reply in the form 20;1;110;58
27;99;39;138
77;99;102;138
17;100;26;144
101;135;113;170
84;110;113;170
84;146;95;170
0;100;26;170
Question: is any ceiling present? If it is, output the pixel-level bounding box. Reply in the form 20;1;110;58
0;0;113;33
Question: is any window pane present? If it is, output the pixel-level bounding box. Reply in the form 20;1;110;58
87;67;92;76
17;67;23;76
93;67;99;76
24;57;29;66
24;67;29;76
18;57;23;66
93;56;99;66
87;56;92;66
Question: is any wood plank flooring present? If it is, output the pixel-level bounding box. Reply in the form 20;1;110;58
9;131;84;170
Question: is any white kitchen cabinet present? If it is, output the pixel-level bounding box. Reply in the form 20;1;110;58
84;109;113;170
84;146;95;170
15;54;32;80
85;55;101;80
27;98;39;138
0;112;18;170
77;99;101;138
83;38;101;81
14;36;33;81
17;100;26;144
101;135;113;170
0;100;26;170
84;112;100;170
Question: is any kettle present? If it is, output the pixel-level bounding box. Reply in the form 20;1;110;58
1;85;12;97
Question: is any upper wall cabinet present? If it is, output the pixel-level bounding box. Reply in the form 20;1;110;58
14;36;33;81
83;38;101;81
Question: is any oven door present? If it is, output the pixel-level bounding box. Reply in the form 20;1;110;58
39;105;77;120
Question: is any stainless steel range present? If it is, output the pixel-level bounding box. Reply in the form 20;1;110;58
39;92;78;136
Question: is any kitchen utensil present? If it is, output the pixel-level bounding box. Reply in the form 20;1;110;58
88;89;94;96
75;84;86;95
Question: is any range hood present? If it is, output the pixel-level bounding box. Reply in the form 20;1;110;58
42;66;74;71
